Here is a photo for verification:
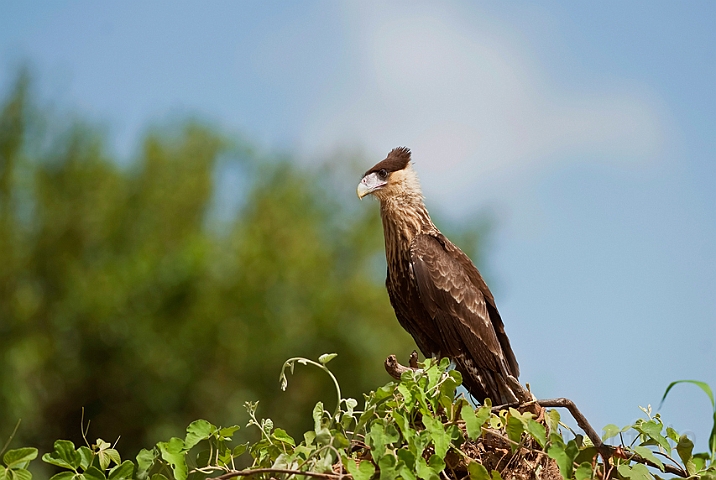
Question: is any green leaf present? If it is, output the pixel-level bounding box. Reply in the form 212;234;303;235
219;425;240;438
48;472;76;480
217;449;233;468
318;353;338;365
303;431;316;447
157;439;188;480
312;402;324;432
488;414;502;430
399;462;417;480
77;447;93;471
272;453;295;470
397;384;414;409
43;440;81;470
602;424;621;441
344;458;375;480
14;470;32;480
332;432;350;450
232;443;249;457
426;365;441;393
505;411;524;448
526;419;547;448
617;464;652;480
3;449;38;469
392;411;414;443
632;446;664;471
676;435;694;466
547;435;578;480
184;420;214;450
82;466;106;480
546;410;560;434
475;406;491;430
691;453;708;472
574;447;599;466
467;462;490;480
421;416;451;459
315;427;332;446
378;453;399;480
438;374;458;407
448;369;462;387
385;423;401;443
97;449;120;471
367;422;400;461
636;421;670;452
135;449;156;480
0;469;30;480
665;427;680;443
396;449;416;480
660;380;715;411
461;405;488;440
428;454;445;473
272;428;295;446
710;411;716;460
575;462;592;480
415;456;438;480
491;470;503;480
108;461;134;480
149;475;169;480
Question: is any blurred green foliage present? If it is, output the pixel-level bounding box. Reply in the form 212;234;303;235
0;71;491;458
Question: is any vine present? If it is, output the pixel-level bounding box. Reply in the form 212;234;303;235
2;355;715;480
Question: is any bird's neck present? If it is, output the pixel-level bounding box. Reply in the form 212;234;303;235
380;195;435;267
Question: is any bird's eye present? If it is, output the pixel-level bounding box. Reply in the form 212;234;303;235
378;169;388;179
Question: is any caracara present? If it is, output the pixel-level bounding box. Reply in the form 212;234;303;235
357;147;521;404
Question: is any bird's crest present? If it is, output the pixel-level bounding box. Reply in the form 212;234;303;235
364;147;411;177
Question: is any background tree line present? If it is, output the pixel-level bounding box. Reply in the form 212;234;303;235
0;70;492;458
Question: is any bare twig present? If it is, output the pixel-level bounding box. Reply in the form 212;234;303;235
0;419;21;459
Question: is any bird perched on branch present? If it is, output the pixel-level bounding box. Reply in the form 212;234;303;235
357;147;521;405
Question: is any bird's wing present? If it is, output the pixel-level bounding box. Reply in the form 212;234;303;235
409;233;512;375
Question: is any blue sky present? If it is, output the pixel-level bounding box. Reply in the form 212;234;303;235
2;1;714;449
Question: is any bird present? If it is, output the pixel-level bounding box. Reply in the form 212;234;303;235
357;147;521;405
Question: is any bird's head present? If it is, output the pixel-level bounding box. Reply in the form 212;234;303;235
357;147;421;202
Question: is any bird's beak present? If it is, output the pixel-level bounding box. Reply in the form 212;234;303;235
356;173;386;199
356;182;371;199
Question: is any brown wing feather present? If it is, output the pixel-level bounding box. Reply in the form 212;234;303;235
439;238;520;377
409;234;519;379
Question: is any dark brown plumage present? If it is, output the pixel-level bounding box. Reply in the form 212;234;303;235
357;147;520;404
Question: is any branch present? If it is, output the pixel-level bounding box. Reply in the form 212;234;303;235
214;467;341;480
530;398;605;452
383;354;689;477
384;351;419;380
624;450;687;478
493;398;688;478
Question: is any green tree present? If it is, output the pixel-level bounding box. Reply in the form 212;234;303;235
0;71;492;458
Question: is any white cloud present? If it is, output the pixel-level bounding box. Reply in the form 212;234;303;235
300;2;667;210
